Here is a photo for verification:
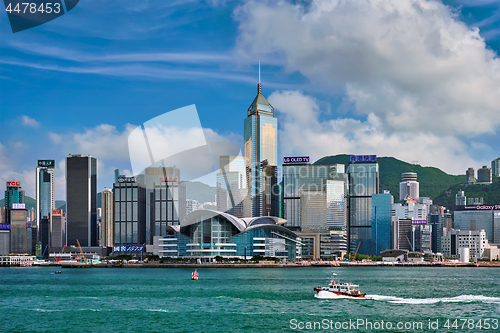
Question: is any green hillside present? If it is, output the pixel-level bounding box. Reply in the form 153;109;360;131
432;176;500;210
314;154;466;200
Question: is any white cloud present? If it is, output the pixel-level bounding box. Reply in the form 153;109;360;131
21;115;40;128
235;0;500;136
270;90;485;174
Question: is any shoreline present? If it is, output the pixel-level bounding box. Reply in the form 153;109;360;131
24;261;500;268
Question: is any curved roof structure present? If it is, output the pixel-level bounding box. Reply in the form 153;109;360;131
242;216;287;227
182;209;247;232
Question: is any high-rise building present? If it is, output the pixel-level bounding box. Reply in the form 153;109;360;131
261;163;278;217
36;159;55;242
371;192;393;255
101;188;113;247
142;167;186;244
216;156;250;217
428;213;447;254
4;181;25;225
348;155;379;254
244;80;278;217
186;199;200;215
113;177;146;245
477;166;492;184
455;190;466;206
282;163;347;230
66;154;97;247
51;209;65;248
326;180;347;231
466;168;475;183
492;158;500;177
399;172;419;201
454;206;500;244
10;209;28;254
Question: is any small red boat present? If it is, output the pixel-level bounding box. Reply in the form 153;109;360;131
191;269;199;280
314;273;366;298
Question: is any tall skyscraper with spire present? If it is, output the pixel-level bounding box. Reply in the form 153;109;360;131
244;66;278;217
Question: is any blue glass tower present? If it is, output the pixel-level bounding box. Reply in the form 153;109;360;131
371;193;392;255
4;181;25;225
244;82;278;217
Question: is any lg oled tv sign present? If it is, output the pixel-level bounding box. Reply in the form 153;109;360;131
283;156;310;164
3;0;79;33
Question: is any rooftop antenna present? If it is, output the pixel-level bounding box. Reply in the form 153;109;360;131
259;59;261;83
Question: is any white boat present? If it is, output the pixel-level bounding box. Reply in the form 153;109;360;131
314;273;366;298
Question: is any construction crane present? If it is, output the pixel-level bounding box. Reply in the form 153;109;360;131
349;242;361;261
353;242;361;261
41;244;48;259
76;239;86;262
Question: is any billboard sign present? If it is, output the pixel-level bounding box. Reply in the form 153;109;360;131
52;209;63;216
0;223;11;230
159;177;178;182
38;160;55;168
112;245;145;253
12;203;25;209
350;155;377;163
283;156;310;164
456;204;500;211
411;220;427;225
26;222;32;228
6;181;21;187
118;176;136;183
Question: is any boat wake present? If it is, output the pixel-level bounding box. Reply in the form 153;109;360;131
366;294;500;304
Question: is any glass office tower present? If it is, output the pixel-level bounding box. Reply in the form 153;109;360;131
113;180;146;245
4;181;25;225
348;157;379;254
244;82;278;217
36;160;55;245
282;164;347;230
66;154;97;247
371;192;392;255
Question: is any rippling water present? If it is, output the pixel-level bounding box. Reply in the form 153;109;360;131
1;266;499;332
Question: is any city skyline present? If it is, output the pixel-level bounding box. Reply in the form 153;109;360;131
1;0;499;201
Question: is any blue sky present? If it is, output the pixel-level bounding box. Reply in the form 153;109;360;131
1;0;499;200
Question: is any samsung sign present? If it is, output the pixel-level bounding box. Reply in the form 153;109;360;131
12;203;25;209
456;204;500;211
350;155;377;162
283;156;310;164
0;223;11;230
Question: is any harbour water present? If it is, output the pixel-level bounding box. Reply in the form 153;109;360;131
1;266;499;332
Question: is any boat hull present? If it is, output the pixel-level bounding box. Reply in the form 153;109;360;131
314;287;366;298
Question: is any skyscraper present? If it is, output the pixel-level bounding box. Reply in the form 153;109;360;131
4;181;25;225
66;154;97;247
36;159;55;243
399;172;419;201
113;177;146;245
348;155;379;254
477;165;492;183
216;155;250;217
101;188;113;247
492;158;500;177
244;79;278;217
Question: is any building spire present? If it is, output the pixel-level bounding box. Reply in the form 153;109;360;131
258;59;262;94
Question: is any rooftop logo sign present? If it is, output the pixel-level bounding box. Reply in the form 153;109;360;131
350;155;377;163
283;156;310;164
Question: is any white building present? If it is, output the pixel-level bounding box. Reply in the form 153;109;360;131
392;201;427;222
186;199;200;216
441;229;488;260
399;172;419;201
